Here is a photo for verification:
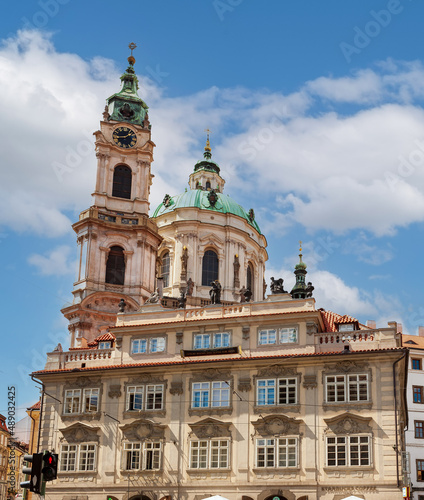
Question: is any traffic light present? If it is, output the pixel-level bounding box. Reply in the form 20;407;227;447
21;453;43;493
42;452;58;481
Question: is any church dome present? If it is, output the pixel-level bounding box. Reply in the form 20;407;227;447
152;189;261;234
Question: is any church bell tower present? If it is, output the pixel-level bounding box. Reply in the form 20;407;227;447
62;44;162;347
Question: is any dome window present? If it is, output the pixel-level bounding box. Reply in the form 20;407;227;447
202;250;219;286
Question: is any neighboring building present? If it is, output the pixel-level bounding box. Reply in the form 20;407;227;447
7;440;28;500
0;415;10;500
24;401;41;500
31;50;409;500
403;331;424;499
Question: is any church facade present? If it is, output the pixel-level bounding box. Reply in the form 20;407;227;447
32;51;408;500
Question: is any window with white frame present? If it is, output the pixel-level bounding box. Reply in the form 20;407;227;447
59;443;96;472
126;384;164;411
192;381;230;408
325;374;369;403
256;437;298;468
193;332;231;349
257;378;297;406
189;439;229;469
64;388;99;414
123;441;162;470
258;327;298;346
98;341;111;349
326;435;371;466
131;337;166;354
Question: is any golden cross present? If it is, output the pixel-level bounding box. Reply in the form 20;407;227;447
204;128;211;140
299;240;302;253
128;42;137;56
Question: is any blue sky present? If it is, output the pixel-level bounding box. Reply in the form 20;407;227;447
2;0;424;420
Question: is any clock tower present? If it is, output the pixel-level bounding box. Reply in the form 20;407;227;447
62;46;162;347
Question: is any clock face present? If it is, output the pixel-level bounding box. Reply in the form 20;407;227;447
112;126;137;148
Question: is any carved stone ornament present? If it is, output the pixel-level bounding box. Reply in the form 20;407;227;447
324;413;373;435
322;487;377;494
238;377;252;392
163;194;172;207
125;374;165;386
176;332;183;345
60;423;100;443
65;377;101;389
302;375;317;389
252;415;302;437
256;365;298;379
189;417;231;438
325;360;369;375
121;418;166;441
242;326;250;340
192;368;231;382
306;322;318;335
108;384;122;399
170;381;183;395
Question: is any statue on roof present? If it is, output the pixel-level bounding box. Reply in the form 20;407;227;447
305;281;314;298
209;280;222;304
118;298;127;312
270;277;286;294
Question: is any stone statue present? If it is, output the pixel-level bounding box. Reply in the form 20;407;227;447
186;278;194;296
53;343;63;352
102;105;110;121
263;278;267;299
233;255;240;289
270;277;286;294
118;298;127;312
178;290;187;309
181;246;188;280
240;286;252;303
306;281;314;298
145;289;160;304
209;280;222;304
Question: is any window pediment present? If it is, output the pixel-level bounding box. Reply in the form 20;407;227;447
255;365;299;380
64;377;101;389
121;418;166;441
60;422;100;443
252;415;302;437
323;360;369;375
324;413;372;435
125;374;165;387
189;417;231;438
191;368;232;382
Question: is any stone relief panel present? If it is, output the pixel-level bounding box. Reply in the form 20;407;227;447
324;413;373;435
252;415;303;437
121;418;166;441
170;381;183;395
60;423;100;443
189;418;231;439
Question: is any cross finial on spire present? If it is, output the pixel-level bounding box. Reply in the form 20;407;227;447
128;42;137;65
299;240;302;253
204;128;212;154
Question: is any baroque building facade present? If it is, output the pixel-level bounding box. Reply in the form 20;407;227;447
32;52;409;500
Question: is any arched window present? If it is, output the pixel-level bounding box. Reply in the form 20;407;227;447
161;252;170;288
105;246;125;285
247;263;254;298
205;181;211;190
202;250;219;286
112;165;132;199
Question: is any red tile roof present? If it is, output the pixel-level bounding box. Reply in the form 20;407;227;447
95;332;115;342
319;309;367;332
32;347;405;376
27;401;41;411
402;334;424;349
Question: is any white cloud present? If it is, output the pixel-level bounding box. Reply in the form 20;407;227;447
28;245;75;276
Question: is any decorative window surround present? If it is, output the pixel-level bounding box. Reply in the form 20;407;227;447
189;439;230;470
123;441;162;471
257;326;299;347
255;437;298;469
131;335;167;354
189;370;233;416
123;375;167;418
62;378;102;420
59;443;97;473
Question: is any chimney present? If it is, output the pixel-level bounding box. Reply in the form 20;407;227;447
419;326;424;337
366;320;376;329
397;323;403;334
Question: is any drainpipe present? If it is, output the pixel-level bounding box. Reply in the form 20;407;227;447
31;376;45;453
393;350;408;487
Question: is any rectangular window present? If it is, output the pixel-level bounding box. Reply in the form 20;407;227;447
64;389;81;414
79;444;96;471
127;386;143;411
257;378;298;406
83;388;99;413
192;381;230;408
417;460;424;481
214;332;230;348
190;440;229;469
132;339;147;354
144;442;162;470
338;323;355;332
127;385;164;411
280;327;298;344
413;359;422;370
98;341;111;349
256;438;298;468
124;442;141;470
150;337;166;353
326;435;370;467
60;444;77;472
258;329;277;345
194;334;211;349
414;386;424;404
415;421;424;439
325;374;369;403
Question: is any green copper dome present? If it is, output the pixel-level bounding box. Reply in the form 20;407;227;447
152;189;261;234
